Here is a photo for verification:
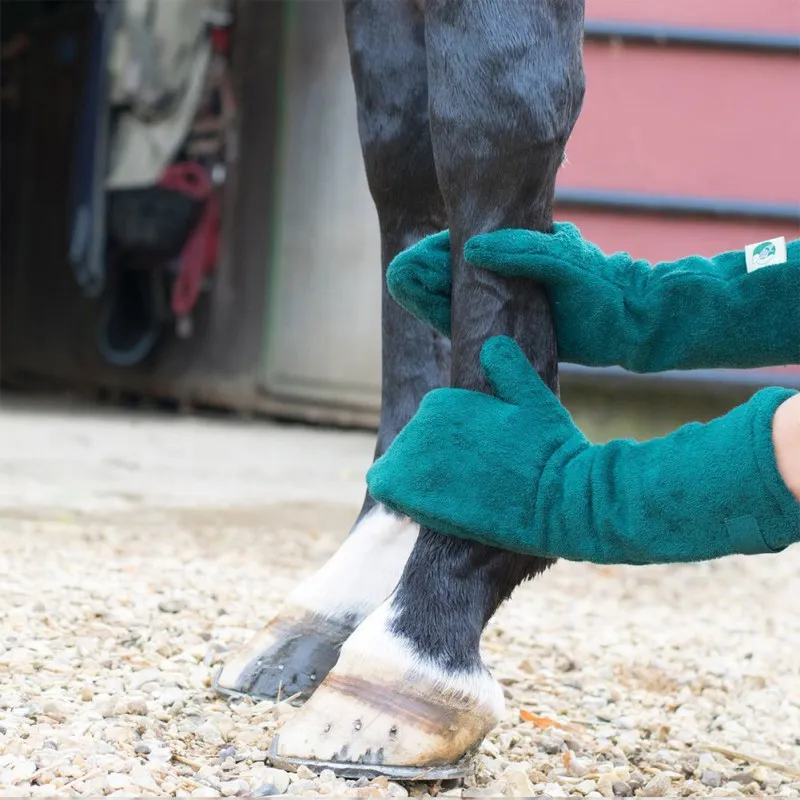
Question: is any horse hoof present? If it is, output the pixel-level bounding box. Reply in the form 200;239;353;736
215;506;420;701
269;605;502;775
214;606;356;701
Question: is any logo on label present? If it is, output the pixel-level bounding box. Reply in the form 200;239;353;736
745;236;787;272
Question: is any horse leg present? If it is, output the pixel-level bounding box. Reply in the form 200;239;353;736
271;0;585;770
215;0;448;702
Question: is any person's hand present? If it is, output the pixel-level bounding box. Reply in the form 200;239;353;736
387;230;454;337
367;335;589;553
387;224;800;372
367;336;799;564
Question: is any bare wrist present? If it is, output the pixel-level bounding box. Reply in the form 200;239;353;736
772;393;800;503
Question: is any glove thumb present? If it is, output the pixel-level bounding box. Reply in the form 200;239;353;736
479;336;546;401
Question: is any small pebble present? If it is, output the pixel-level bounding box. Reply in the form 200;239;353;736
679;753;700;777
197;722;225;745
642;774;673;797
295;766;316;780
192;787;221;798
219;745;237;761
568;757;590;778
158;599;186;613
290;779;318;793
221;779;248;796
125;698;148;716
731;773;761;786
542;737;564;755
107;773;132;790
698;753;719;770
318;769;336;784
260;769;290;794
628;771;645;789
42;701;66;721
148;746;172;764
129;764;158;792
252;784;282;797
504;768;536;795
702;770;723;788
104;725;134;744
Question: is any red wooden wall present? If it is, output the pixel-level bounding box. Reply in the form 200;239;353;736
553;0;799;385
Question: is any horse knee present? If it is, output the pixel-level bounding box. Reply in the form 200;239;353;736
425;0;585;195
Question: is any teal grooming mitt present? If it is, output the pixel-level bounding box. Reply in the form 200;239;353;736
367;337;799;564
386;225;800;372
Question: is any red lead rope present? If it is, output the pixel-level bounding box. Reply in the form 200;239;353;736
159;162;221;319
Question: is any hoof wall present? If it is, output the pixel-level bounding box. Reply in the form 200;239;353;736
214;610;356;701
212;667;307;704
268;736;474;781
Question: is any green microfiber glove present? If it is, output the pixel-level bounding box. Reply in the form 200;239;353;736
367;336;799;565
387;225;800;372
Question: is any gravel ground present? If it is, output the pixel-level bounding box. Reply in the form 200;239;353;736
1;397;799;798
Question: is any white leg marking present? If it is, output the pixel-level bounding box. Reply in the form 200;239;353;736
289;504;419;621
342;600;505;718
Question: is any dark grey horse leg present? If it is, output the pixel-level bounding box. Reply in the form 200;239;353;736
216;0;449;702
271;0;586;773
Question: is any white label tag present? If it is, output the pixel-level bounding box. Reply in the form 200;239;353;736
745;236;787;272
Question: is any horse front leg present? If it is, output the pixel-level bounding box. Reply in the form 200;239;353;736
270;0;586;773
216;0;448;703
